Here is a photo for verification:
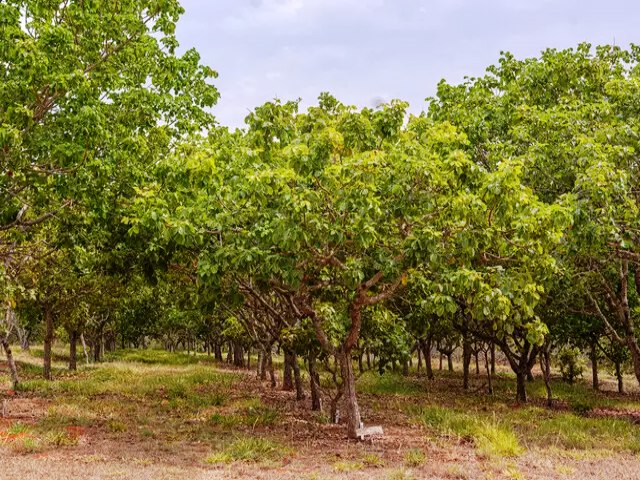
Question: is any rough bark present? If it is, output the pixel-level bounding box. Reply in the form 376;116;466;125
282;350;294;391
615;360;624;393
267;350;276;388
292;352;305;400
80;334;89;366
462;336;471;390
233;341;244;368
540;347;553;407
43;303;54;381
309;353;322;411
68;330;78;371
484;349;493;395
2;337;19;389
590;342;599;391
339;350;361;439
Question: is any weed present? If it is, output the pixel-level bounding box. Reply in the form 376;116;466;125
46;430;79;447
205;437;291;464
417;406;522;457
386;468;417;480
362;452;385;467
403;449;426;467
333;460;365;472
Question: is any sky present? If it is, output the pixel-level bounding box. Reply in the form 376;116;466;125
176;0;639;128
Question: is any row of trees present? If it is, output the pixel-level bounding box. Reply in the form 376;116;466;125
2;1;640;439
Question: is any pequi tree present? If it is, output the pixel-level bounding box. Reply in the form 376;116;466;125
427;43;640;387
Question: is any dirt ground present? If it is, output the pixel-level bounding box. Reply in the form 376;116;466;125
2;356;640;479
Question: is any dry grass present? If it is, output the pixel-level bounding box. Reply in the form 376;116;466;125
2;347;640;479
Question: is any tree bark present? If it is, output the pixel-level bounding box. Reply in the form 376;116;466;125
462;336;471;390
339;350;361;439
68;330;78;371
282;350;294;391
422;337;434;380
615;360;624;393
292;352;305;400
80;334;89;366
516;369;527;403
540;348;553;407
447;353;453;372
484;349;493;395
43;303;54;380
233;341;244;367
590;342;599;391
490;342;496;374
309;353;322;411
2;337;19;389
267;350;276;388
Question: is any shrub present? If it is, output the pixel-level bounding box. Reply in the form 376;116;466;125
558;347;585;384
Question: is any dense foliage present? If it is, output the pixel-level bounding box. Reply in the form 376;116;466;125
2;1;639;440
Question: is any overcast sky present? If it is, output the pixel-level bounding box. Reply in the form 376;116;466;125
176;0;638;128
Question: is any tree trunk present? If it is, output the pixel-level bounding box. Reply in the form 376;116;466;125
615;360;624;393
233;341;244;367
80;334;89;366
68;330;78;371
358;351;364;374
257;350;264;379
309;353;322;411
339;350;361;439
282;350;294;391
475;352;480;375
540;349;553;407
292;352;305;400
423;337;434;380
516;369;527;403
267;350;276;388
43;303;54;380
214;343;223;361
590;342;599;391
2;337;19;389
484;349;493;395
462;337;471;390
447;353;453;372
417;344;422;372
490;342;496;374
246;347;251;370
527;367;535;382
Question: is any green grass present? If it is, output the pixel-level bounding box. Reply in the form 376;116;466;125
104;348;204;365
205;437;291;464
357;371;424;396
417;405;523;457
524;412;640;451
17;364;235;410
403;449;426;467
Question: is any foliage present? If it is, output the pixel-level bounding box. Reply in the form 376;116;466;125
558;347;585;384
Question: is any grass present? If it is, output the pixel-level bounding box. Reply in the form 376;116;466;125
403;449;426;467
104;348;204;365
4;346;640;477
205;437;291;464
358;371;424;396
416;405;523;457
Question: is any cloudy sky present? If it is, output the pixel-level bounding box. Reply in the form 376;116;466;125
176;0;638;128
